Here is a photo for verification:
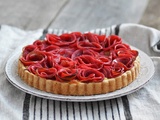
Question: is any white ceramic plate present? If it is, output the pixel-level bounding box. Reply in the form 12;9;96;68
5;47;154;102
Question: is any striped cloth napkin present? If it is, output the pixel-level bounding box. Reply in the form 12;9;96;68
1;23;160;120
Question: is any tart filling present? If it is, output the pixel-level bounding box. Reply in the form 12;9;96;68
18;32;140;95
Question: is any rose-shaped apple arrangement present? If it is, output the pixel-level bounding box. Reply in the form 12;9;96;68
20;32;138;83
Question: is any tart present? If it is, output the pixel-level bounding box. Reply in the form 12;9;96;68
18;32;140;95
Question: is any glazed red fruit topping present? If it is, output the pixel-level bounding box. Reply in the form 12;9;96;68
20;32;138;82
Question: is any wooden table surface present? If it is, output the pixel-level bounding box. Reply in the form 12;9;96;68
2;1;160;120
0;0;150;32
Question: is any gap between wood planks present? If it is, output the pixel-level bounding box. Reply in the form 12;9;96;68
45;0;70;29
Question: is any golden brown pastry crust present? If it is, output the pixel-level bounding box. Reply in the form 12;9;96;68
18;57;140;96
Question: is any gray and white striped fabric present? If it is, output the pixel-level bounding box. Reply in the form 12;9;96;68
1;24;160;120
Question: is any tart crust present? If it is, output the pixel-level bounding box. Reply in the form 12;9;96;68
18;57;140;96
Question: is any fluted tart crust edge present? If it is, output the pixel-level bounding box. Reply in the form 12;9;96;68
18;57;140;96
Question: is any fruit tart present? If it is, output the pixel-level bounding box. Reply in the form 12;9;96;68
18;32;140;95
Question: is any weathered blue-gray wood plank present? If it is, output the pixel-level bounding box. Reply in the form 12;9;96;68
0;0;68;30
140;0;160;30
49;0;148;32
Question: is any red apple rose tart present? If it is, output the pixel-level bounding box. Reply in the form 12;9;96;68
18;32;140;95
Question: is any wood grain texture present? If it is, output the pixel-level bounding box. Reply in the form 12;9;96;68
0;0;148;31
0;0;68;30
49;0;148;32
139;0;160;30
